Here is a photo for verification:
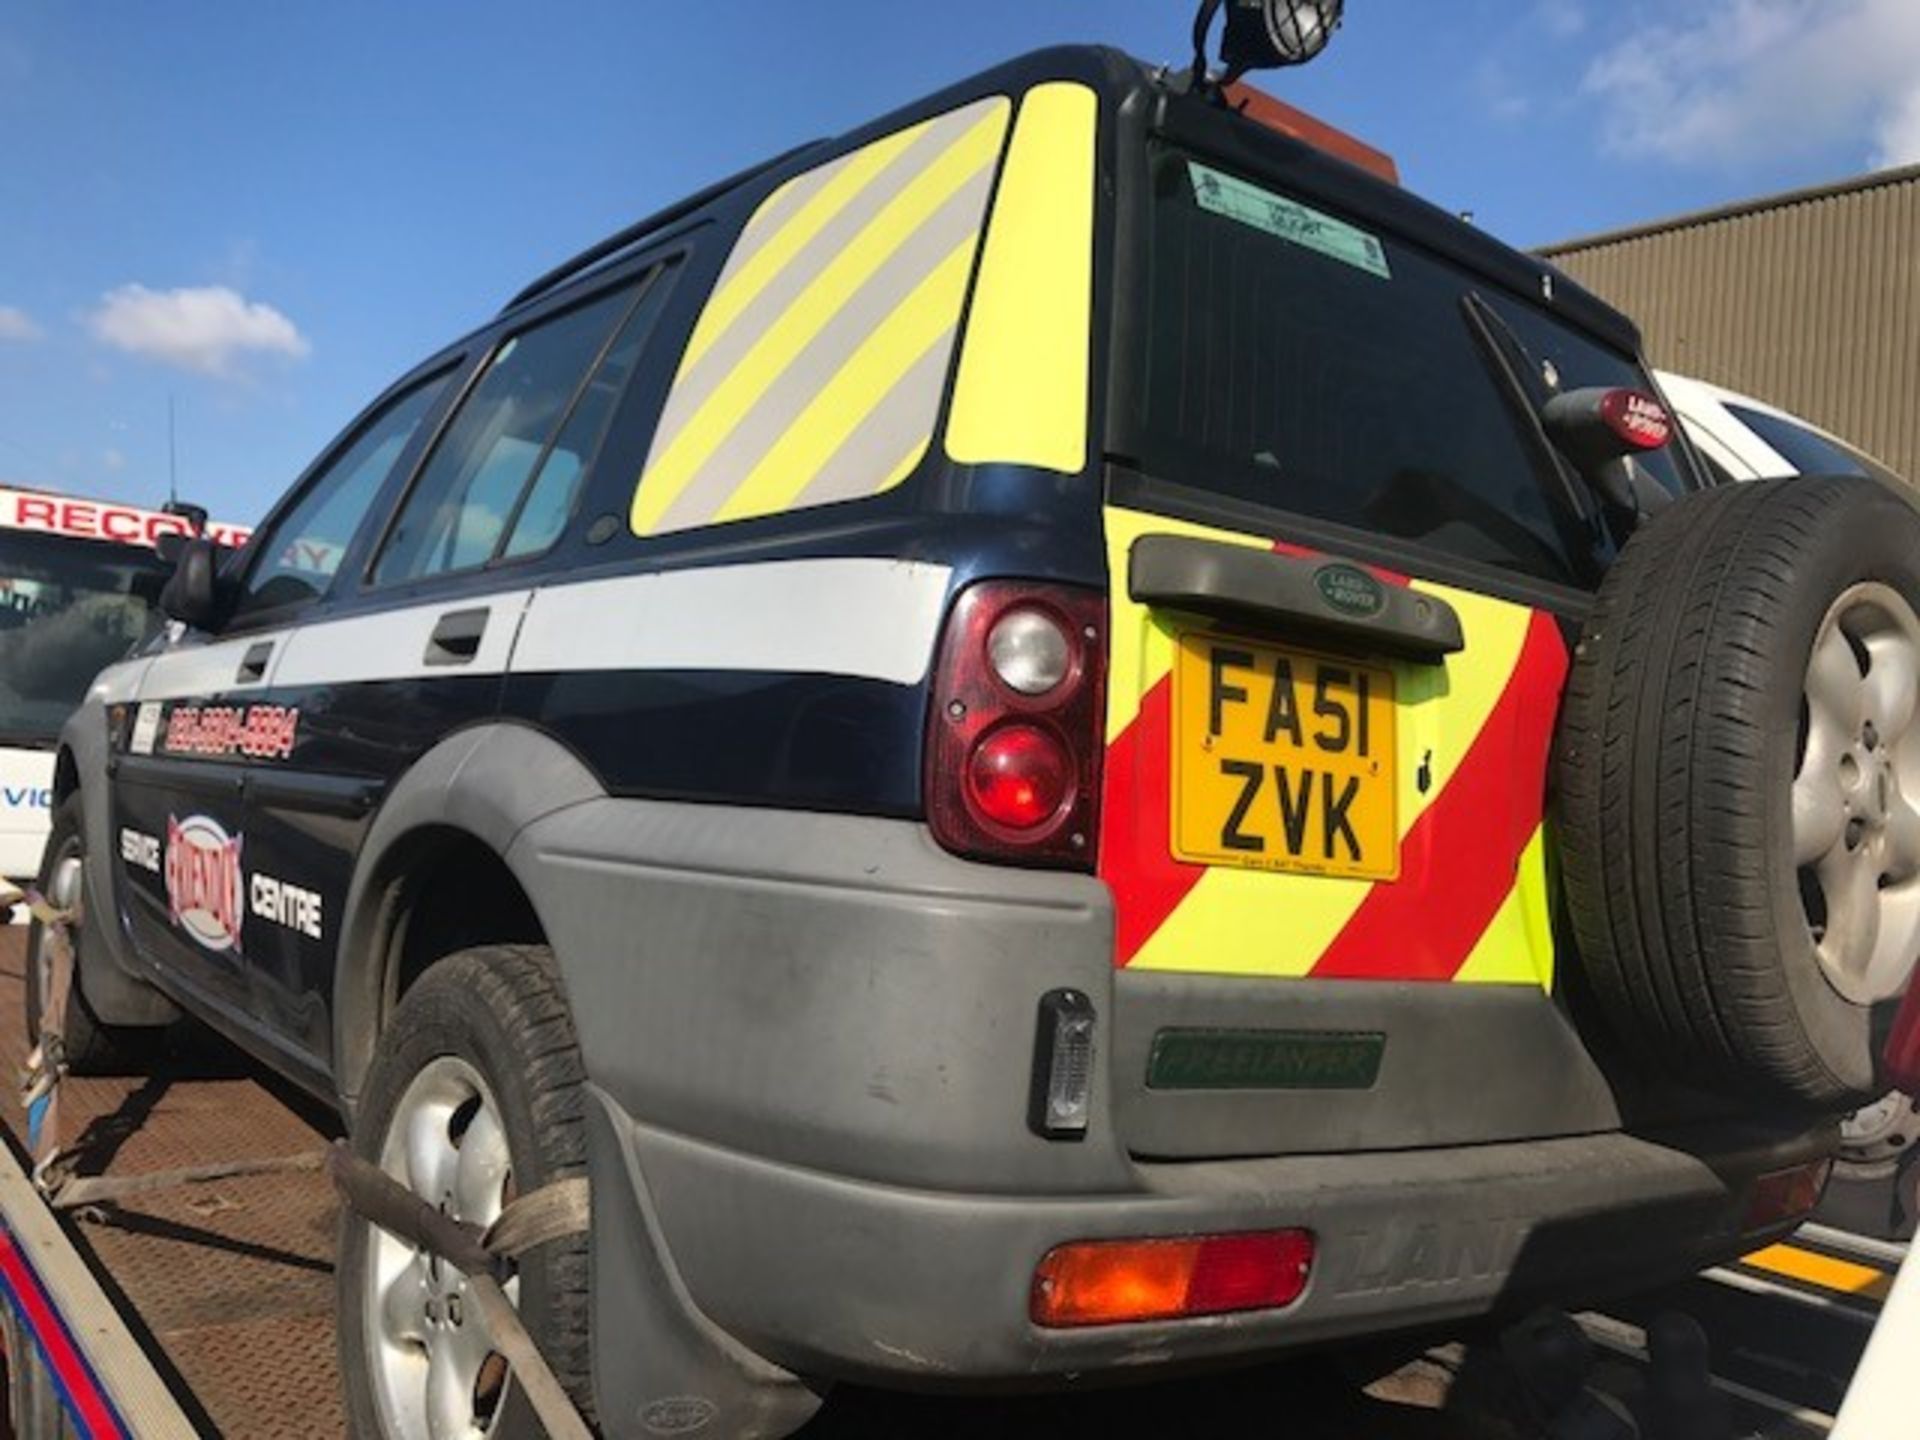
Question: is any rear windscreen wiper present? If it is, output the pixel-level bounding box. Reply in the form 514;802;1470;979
1458;291;1603;548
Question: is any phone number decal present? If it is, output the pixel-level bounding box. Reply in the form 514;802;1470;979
163;704;301;761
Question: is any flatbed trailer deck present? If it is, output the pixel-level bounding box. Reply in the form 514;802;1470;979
0;920;1889;1438
0;928;341;1437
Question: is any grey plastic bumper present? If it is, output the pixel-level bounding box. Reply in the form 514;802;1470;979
510;798;1830;1404
616;1102;1827;1384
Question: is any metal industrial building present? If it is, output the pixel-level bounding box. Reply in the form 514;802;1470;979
1540;165;1920;483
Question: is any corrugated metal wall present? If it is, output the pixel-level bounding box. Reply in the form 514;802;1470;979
1539;166;1920;482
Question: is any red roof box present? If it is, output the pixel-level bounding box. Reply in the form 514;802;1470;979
1223;81;1399;186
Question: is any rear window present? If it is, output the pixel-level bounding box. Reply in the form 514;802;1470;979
1135;147;1686;588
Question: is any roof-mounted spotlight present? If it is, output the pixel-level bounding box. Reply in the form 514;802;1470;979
1192;0;1346;85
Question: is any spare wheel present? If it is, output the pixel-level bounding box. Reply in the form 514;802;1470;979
1555;475;1920;1108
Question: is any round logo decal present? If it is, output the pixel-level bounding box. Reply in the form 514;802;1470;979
1313;563;1385;618
164;813;244;952
641;1397;717;1434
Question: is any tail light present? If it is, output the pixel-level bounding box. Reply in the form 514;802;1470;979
926;581;1105;869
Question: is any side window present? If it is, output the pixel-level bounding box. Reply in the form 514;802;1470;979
373;271;663;586
233;375;449;620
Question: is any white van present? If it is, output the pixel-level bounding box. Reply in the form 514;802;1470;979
0;487;249;879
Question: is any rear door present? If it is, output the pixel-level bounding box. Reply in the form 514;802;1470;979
1100;507;1566;987
1099;138;1694;1153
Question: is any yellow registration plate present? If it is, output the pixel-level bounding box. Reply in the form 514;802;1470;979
1171;633;1398;879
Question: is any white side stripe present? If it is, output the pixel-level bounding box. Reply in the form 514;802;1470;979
274;591;533;689
88;656;154;707
511;558;952;686
117;559;949;703
135;631;291;701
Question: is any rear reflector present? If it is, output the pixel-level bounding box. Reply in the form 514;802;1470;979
1029;989;1097;1140
1031;1230;1314;1328
1743;1159;1833;1232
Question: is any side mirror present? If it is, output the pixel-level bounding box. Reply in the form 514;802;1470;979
159;536;223;630
1543;387;1677;515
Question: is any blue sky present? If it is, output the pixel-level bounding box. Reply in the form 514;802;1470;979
3;0;1917;525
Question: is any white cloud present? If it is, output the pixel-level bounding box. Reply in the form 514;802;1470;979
101;447;126;473
1878;85;1920;169
1584;0;1920;170
0;306;40;342
1475;58;1534;122
87;283;309;378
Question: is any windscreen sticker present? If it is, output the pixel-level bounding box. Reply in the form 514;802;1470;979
1187;160;1391;281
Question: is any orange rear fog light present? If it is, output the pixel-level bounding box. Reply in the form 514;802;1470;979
1031;1229;1314;1328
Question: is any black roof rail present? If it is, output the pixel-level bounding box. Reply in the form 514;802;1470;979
501;141;826;315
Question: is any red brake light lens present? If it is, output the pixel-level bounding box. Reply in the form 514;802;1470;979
967;724;1072;830
1600;388;1673;451
926;581;1106;869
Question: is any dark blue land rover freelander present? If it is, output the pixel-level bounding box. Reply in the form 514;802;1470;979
40;36;1920;1440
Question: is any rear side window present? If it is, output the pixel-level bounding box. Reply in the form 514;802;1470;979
234;375;449;619
1135;149;1679;588
374;270;666;585
629;94;1012;537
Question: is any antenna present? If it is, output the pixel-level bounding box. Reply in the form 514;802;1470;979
168;393;178;508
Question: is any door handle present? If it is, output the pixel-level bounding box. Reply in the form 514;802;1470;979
424;608;489;666
1128;535;1465;663
236;641;274;684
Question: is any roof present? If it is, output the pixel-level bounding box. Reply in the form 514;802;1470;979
496;45;1641;356
1538;163;1920;256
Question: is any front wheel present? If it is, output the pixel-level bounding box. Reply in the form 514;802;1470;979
337;945;593;1440
26;794;158;1075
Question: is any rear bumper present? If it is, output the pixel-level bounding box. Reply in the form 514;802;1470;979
605;1094;1830;1383
513;799;1835;1403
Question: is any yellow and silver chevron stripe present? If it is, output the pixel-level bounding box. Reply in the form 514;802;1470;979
631;96;1012;536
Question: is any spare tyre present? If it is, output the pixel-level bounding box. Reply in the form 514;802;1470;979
1556;475;1920;1108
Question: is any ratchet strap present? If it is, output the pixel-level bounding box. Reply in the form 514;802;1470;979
328;1145;595;1440
14;885;75;1193
484;1176;591;1261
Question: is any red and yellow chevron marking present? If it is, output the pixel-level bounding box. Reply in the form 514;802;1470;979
1098;506;1568;987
